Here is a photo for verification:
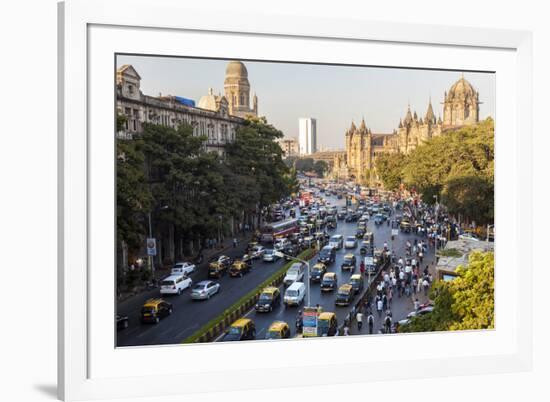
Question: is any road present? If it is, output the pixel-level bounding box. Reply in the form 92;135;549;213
117;189;435;346
233;191;436;340
116;236;296;346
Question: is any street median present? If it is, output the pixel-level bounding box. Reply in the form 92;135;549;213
181;248;318;344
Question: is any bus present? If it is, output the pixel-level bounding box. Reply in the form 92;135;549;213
260;218;298;243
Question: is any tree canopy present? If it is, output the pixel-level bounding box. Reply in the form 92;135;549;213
401;251;494;332
374;118;494;223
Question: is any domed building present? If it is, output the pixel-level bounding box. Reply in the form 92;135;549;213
442;75;480;126
334;75;483;186
223;61;258;118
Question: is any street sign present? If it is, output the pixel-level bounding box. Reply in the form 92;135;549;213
391;229;399;236
364;256;374;266
146;238;157;256
302;307;319;337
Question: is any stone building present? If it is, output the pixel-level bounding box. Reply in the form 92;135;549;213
223;61;258;118
334;75;481;185
277;137;299;158
116;61;259;155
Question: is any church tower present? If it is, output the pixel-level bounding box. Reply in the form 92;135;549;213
224;61;258;118
442;75;480;126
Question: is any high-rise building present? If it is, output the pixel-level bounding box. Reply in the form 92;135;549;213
298;117;317;155
277;137;299;158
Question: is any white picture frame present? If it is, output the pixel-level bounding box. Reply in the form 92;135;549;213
58;0;533;400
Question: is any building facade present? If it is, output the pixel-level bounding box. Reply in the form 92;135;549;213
334;75;481;185
116;61;259;155
298;117;317;155
277;137;299;158
223;61;258;119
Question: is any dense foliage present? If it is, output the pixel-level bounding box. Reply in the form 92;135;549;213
401;251;494;332
116;116;292;265
375;118;494;223
294;158;329;177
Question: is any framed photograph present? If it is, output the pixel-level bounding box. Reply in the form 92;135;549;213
58;0;533;400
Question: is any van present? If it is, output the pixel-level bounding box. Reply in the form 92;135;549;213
284;282;306;306
160;274;192;295
329;234;344;250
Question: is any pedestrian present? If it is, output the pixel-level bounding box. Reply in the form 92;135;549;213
356;312;363;331
360;261;365;276
377;298;383;317
384;314;392;334
343;325;350;336
233;238;238;248
422;278;430;295
382;293;387;310
388;288;393;307
367;313;374;334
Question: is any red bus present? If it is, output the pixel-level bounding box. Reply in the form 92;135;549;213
260;218;299;243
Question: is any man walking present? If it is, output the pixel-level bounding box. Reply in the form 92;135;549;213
356;311;363;331
377;298;383;318
367;312;374;334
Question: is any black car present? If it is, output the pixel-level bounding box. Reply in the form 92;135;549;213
318;245;336;265
310;263;327;282
116;314;129;330
283;244;300;260
337;211;346;220
345;214;359;223
355;228;366;239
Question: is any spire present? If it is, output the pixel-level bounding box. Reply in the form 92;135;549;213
350;120;357;132
413;111;418;120
404;104;413;125
398;119;403;129
424;97;435;123
359;117;367;133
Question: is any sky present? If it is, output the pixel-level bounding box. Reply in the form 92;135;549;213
117;55;495;150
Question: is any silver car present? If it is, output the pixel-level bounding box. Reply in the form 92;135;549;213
191;280;221;300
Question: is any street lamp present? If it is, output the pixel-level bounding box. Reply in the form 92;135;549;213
274;251;312;308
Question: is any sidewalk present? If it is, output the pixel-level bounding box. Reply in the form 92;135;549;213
118;231;253;303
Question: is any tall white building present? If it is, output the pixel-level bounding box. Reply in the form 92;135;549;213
298;117;317;155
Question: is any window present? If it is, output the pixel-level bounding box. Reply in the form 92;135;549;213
128;84;134;94
133;120;136;131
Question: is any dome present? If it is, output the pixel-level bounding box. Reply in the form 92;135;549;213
447;76;477;99
225;61;248;78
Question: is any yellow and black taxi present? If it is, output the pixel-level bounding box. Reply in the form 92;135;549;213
140;298;173;324
360;240;373;255
349;274;364;295
265;321;291;340
229;256;252;277
363;231;374;245
335;284;354;306
255;286;281;312
320;272;338;292
341;254;356;271
310;262;327;282
222;318;256;341
208;255;232;278
318;312;338;336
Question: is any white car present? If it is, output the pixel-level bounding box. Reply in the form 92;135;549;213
344;236;357;249
263;249;280;262
171;261;196;276
458;232;481;241
160;274;192;295
283;263;305;286
274;238;290;251
250;245;265;259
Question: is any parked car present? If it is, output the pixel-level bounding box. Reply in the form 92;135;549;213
191;280;221;300
171;261;196;276
283;263;306;286
335;284;354;306
349;274;364;295
208;255;232;278
140;299;173;324
229;258;252;277
265;321;291;340
310;262;327;282
116;314;129;330
263;249;281;262
222;318;256;341
320;272;338;292
344;236;357;249
341;254;356;271
255;287;281;312
160;274;192;295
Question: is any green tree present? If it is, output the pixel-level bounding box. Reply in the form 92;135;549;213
294;158;315;172
313;160;329;177
402;251;494;332
374;152;407;190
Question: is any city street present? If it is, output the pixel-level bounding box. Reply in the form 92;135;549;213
117;186;435;346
